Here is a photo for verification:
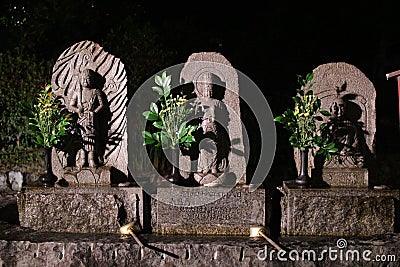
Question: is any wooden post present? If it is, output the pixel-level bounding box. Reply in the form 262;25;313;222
386;70;400;130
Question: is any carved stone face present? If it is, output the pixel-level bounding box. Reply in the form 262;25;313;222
81;70;93;88
195;73;213;98
330;99;345;118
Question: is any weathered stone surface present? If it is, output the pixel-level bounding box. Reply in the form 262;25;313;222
0;220;399;267
152;186;266;235
280;181;399;236
313;167;368;187
2;192;400;266
63;166;111;185
0;173;7;191
8;171;23;191
180;52;247;185
194;172;219;185
17;186;144;233
51;40;128;184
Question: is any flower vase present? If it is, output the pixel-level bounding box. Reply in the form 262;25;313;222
38;147;58;187
295;149;311;187
166;147;184;185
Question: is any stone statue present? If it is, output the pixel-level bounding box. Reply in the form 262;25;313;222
51;40;128;185
180;52;246;185
69;69;104;168
194;72;227;177
324;97;364;167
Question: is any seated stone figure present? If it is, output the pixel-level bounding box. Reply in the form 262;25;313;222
69;69;104;168
324;97;365;167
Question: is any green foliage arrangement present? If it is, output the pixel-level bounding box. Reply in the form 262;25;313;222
142;71;197;149
0;49;53;171
274;71;338;159
29;84;71;148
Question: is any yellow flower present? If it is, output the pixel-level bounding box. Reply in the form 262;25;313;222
294;106;299;116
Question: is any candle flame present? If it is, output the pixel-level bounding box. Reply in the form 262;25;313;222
120;222;134;235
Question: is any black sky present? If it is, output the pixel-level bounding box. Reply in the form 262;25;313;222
140;1;400;152
2;0;400;154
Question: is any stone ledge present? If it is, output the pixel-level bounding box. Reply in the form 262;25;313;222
0;222;399;267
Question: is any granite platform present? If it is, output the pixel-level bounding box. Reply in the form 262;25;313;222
2;192;400;266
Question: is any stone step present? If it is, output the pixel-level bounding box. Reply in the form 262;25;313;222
0;221;399;266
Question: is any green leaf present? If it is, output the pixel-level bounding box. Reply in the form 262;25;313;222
274;116;283;122
153;121;164;129
154;75;163;86
305;72;314;82
185;107;193;115
144;138;156;145
142;111;151;118
292;96;301;103
163;75;171;87
152;86;163;95
326;153;332;160
320;110;331;116
36;135;44;145
163;87;171;98
329;147;339;153
306;90;313;96
297;89;304;96
325;142;335;149
142;130;152;139
150;102;158;113
178;122;188;138
147;112;159;121
183;142;192;148
185;135;195;143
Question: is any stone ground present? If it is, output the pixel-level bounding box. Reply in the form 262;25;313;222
0;192;399;266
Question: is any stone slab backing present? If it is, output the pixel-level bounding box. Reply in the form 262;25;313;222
152;186;266;235
51;40;128;182
17;186;143;233
280;181;399;236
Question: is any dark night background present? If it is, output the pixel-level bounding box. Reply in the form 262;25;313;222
2;0;400;183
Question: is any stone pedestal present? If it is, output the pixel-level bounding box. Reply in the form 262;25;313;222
152;185;267;235
17;186;144;233
280;181;399;236
312;167;369;187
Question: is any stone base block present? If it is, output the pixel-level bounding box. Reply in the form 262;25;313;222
280;181;399;236
312;167;368;187
152;185;266;235
17;186;144;233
